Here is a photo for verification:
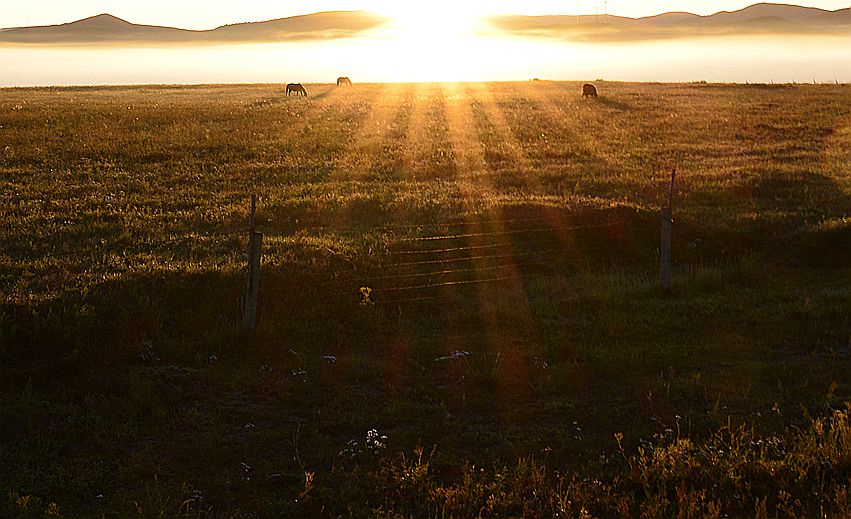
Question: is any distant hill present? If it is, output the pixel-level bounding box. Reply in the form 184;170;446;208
485;3;851;41
0;14;193;43
2;4;849;45
0;11;389;44
703;3;846;24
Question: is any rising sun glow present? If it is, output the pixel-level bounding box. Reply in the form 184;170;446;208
377;2;487;37
365;2;502;81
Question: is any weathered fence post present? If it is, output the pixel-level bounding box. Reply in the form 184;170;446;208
243;194;263;335
661;169;676;291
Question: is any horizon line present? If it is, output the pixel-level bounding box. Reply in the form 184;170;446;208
3;2;846;32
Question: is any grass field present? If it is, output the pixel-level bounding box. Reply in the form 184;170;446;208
1;81;850;517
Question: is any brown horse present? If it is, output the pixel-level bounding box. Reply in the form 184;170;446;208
582;83;598;98
286;83;308;96
337;77;352;87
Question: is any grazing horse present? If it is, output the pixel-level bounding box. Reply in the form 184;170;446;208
337;76;352;87
582;83;598;98
286;83;308;96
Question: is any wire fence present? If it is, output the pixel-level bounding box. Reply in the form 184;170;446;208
393;221;621;243
2;216;608;306
286;221;632;305
1;207;803;308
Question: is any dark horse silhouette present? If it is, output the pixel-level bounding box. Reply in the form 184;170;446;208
286;83;308;96
582;83;598;98
337;77;352;87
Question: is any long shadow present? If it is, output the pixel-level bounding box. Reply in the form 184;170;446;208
307;86;340;101
752;171;851;267
596;96;634;111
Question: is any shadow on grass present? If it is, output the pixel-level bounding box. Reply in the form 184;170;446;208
752;171;851;267
597;96;634;111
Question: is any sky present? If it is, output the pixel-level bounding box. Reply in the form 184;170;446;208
2;0;850;30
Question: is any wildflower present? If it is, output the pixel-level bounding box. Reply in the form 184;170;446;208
339;429;388;461
240;462;252;481
365;429;388;454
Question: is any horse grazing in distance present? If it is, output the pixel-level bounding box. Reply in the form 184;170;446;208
286;83;308;96
582;83;598;98
337;76;352;87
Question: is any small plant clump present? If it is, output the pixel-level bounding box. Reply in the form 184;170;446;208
295;408;851;518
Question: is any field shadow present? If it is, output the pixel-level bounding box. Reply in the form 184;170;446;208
0;269;243;390
752;171;848;212
307;88;337;101
750;171;851;266
596;97;633;111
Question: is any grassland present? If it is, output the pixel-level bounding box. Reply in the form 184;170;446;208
1;81;850;517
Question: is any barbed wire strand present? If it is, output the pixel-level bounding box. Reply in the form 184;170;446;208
273;246;615;295
274;215;619;234
356;264;520;283
375;247;572;269
396;222;622;243
388;237;566;255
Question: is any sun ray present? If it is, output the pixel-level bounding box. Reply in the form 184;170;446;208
401;82;447;180
332;82;409;180
467;82;586;237
438;82;547;404
522;82;649;254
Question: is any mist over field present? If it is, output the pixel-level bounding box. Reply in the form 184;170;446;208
1;4;849;85
1;34;849;85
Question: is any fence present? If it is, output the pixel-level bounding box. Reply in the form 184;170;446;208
2;171;686;335
242;170;678;330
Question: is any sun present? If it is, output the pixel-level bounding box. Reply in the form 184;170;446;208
363;2;496;80
374;2;487;38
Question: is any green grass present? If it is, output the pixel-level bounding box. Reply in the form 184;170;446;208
1;81;850;517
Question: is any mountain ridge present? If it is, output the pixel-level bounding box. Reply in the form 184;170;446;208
0;10;389;44
486;3;851;41
1;4;849;45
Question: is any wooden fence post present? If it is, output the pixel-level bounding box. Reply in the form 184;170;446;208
660;169;676;291
244;194;263;335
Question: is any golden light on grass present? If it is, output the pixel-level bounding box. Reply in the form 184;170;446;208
4;79;851;517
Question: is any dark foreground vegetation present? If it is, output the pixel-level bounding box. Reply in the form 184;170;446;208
1;81;850;517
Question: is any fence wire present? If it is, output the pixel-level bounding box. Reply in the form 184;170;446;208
265;215;614;235
394;221;621;243
4;209;808;307
388;237;565;255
